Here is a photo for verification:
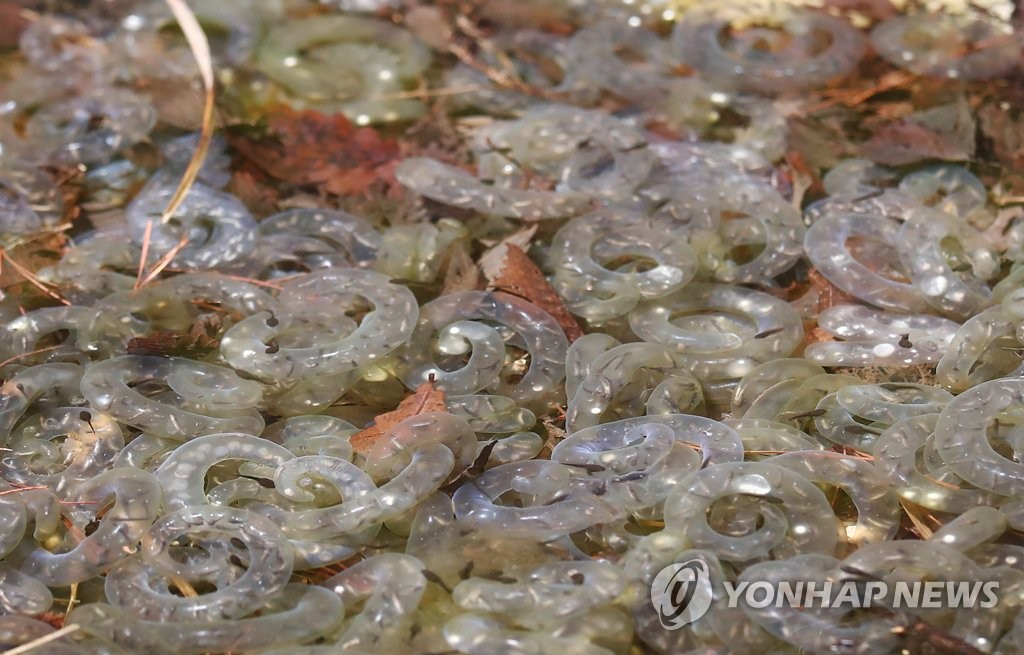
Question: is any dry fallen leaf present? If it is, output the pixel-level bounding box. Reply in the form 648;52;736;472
52;165;85;226
350;378;449;454
861;98;976;166
979;102;1024;170
808;267;858;315
228;166;280;216
899;499;936;540
403;5;454;51
0;233;69;305
782;150;822;209
491;244;584;342
806;325;837;346
231;107;401;197
0;3;28;50
861;121;969;165
441;239;482;294
785;116;854;172
440;439;498;494
478;0;575;33
479;225;538;282
125;313;223;357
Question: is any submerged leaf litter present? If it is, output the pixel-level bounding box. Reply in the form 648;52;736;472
2;0;1024;653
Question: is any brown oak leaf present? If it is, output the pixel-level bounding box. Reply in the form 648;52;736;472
228;165;280;216
479;226;538;281
350;378;449;454
861;121;968;165
861;98;975;166
0;3;27;50
491;244;584;342
230;107;400;196
979;103;1024;170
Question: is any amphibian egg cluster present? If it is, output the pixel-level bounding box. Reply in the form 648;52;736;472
1;1;1024;653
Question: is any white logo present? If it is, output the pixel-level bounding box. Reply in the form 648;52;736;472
650;559;714;630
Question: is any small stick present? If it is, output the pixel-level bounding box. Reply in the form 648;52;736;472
0;251;70;306
63;583;78;624
2;623;81;655
158;0;215;226
0;346;61;369
137;234;189;288
134;219;154;289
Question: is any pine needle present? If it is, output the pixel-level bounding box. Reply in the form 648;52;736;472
214;273;288;290
0;250;70;305
63;583;78;624
370;84;485;102
169;575;199;597
158;0;215;226
1;223;73;252
0;345;62;369
134;219;154;289
900;500;936;540
2;624;81;655
130;0;213;288
137;234;190;288
0;486;48;496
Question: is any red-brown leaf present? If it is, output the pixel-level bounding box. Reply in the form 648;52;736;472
861;99;975;166
0;3;27;50
350;379;449;454
492;244;584;342
228;166;280;216
230;107;400;196
979;103;1024;170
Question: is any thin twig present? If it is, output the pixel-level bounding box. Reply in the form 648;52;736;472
63;583;78;624
0;251;70;306
0;345;62;369
134;219;154;289
900;499;936;539
2;624;81;655
1;223;73;252
169;575;198;597
981;206;1024;252
804;70;915;113
137;235;190;288
211;273;289;290
369;84;485;102
152;270;293;290
454;15;522;83
158;0;215;225
0;486;46;496
444;15;558;101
